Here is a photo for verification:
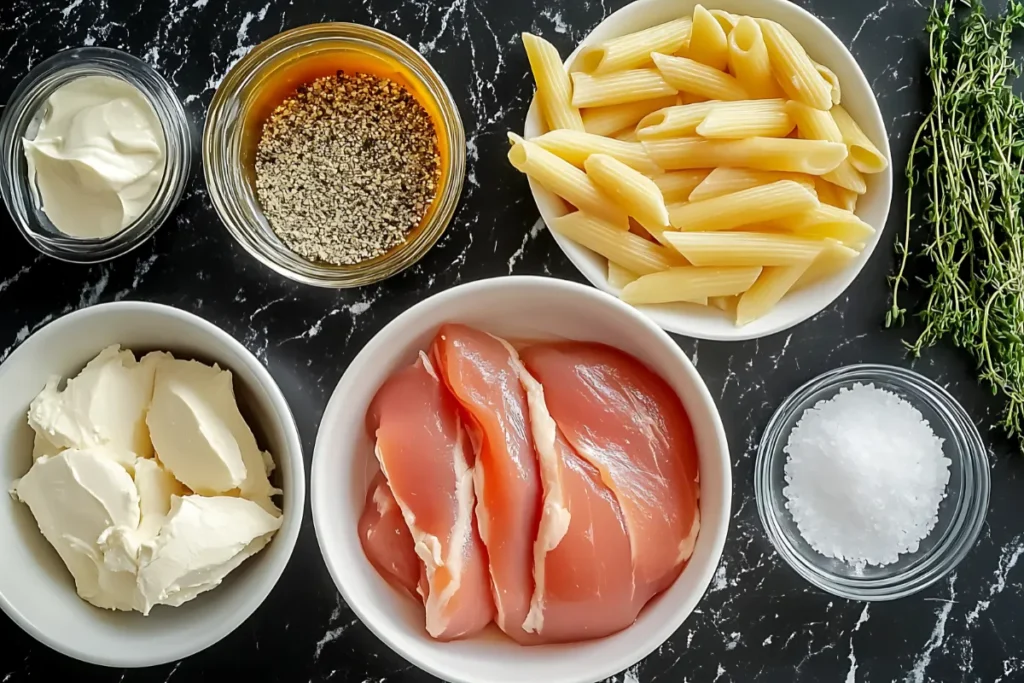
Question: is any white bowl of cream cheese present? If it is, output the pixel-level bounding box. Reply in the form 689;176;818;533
0;302;304;667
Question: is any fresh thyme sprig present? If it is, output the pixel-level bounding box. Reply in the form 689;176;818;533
888;0;1024;439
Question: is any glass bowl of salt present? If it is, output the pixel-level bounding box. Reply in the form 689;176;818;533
755;364;989;601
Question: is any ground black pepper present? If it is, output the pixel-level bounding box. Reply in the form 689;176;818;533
255;72;441;266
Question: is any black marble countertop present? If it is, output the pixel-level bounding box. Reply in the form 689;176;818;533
2;0;1023;681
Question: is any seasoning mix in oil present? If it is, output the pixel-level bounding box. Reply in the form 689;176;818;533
255;71;441;266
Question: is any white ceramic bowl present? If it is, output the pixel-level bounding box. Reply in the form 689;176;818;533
523;0;893;341
311;276;731;683
0;302;305;667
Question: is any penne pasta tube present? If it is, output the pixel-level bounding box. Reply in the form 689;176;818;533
643;137;848;174
736;263;814;326
812;176;840;207
651;52;749;101
668;180;819;231
830;104;888;174
637;98;785;139
814;61;842;105
615;128;640;142
727;17;785;99
585;153;671;230
530;129;661;175
709;295;739;314
571;69;677;108
522;33;585;132
697;105;795;138
773;204;875;245
786;101;866;193
662;230;824;267
507;133;628;228
550;212;685;274
757;19;833;111
575;18;693;74
791;240;859;290
832;185;859;212
678;92;710;105
708;9;740;32
653;170;712;202
607;261;640;289
689;168;816;201
620;266;763;305
581;96;678;137
689;5;730;71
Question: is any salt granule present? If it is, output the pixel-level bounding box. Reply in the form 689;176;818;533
782;382;951;568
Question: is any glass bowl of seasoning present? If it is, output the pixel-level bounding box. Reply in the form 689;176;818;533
755;364;989;600
0;47;193;263
203;23;465;288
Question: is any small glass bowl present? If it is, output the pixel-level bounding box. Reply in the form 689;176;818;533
755;364;990;600
203;23;466;288
0;47;193;263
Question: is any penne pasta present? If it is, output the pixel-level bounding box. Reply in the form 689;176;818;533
727;17;784;99
530;129;661;175
662;230;824;267
708;9;740;32
653;170;712;202
757;19;833;111
814;61;842;105
668;180;818;231
607;260;640;289
575;18;693;74
689;168;816;201
736;263;814;325
830;104;888;174
571;69;677;108
652;53;749;101
689;5;730;71
792;240;859;290
550;212;685;274
643;137;848;174
812;176;840;207
637;98;785;139
786;101;866;193
620;266;763;305
507;133;628;228
615;128;640;142
581;96;678;137
709;295;739;314
832;185;859;212
773;204;875;245
523;33;585;132
586;154;671;231
678;92;710;105
697;105;795;138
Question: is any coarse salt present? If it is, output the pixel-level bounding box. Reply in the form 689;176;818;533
782;382;951;568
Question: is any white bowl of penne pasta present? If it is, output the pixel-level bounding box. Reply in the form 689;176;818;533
512;0;892;341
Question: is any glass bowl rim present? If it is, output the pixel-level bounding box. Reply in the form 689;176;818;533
202;22;466;289
0;46;192;264
755;363;990;601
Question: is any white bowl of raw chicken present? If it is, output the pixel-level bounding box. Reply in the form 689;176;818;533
311;277;731;683
522;0;893;341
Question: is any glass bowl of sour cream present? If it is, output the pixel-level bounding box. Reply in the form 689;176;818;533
755;364;990;600
0;47;193;263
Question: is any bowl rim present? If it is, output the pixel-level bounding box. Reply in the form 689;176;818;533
521;0;895;342
754;363;990;601
203;22;466;289
0;301;306;667
310;275;732;683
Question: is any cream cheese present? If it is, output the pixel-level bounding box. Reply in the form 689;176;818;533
13;448;143;612
28;345;166;464
136;495;282;614
23;75;166;239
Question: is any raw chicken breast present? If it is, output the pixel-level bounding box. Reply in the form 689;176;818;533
367;353;493;640
521;342;700;605
358;472;423;599
431;324;542;643
519;365;636;642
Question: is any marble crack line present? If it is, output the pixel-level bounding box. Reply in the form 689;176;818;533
0;256;40;295
508;219;546;274
845;604;870;683
966;535;1024;626
418;0;468;55
851;0;892;47
313;618;359;662
906;573;957;683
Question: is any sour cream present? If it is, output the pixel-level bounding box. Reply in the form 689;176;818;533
23;75;166;239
